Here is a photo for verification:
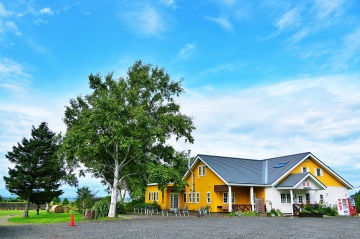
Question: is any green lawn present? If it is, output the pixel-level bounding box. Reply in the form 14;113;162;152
0;210;126;224
1;210;83;224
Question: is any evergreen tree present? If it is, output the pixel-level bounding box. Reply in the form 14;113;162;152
3;122;76;217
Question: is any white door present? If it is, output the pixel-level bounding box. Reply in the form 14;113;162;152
170;193;179;210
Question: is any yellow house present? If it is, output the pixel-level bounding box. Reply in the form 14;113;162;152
145;152;353;215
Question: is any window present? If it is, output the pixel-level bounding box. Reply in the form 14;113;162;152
196;192;200;203
189;192;200;203
149;192;158;202
306;193;310;204
303;181;310;187
301;167;309;173
183;193;187;203
274;162;288;168
223;192;235;204
315;168;323;176
319;195;324;204
281;193;291;203
206;192;211;204
298;195;303;203
198;165;206;176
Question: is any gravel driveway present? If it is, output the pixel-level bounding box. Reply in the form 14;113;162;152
1;215;359;239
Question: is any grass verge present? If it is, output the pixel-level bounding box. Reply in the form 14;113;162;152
1;210;83;224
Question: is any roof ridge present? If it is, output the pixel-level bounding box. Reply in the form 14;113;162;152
198;152;311;162
262;152;311;161
197;154;258;161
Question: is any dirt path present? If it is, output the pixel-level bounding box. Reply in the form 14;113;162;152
0;215;16;225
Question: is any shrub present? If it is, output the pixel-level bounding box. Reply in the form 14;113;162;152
320;205;338;216
93;197;126;217
269;208;283;217
241;211;258;216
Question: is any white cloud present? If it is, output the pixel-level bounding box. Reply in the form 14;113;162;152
313;0;345;20
275;8;300;32
0;3;11;17
39;7;53;15
158;0;176;8
122;6;166;36
5;21;21;36
205;16;233;32
178;43;196;59
173;75;360;190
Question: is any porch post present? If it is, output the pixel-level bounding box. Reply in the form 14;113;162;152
228;185;232;212
250;186;254;211
290;189;294;216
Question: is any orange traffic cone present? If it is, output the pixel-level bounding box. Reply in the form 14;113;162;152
69;213;75;227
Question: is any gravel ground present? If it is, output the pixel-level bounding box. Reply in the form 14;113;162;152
1;214;360;239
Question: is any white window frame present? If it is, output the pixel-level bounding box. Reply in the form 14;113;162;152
315;168;323;176
319;194;324;204
189;193;193;203
206;192;211;204
196;192;200;203
223;192;235;204
183;193;187;203
301;167;309;173
281;193;291;203
198;165;206;176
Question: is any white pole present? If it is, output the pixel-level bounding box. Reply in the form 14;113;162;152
228;186;232;212
250;186;254;211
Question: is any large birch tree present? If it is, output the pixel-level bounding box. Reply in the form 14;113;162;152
62;61;195;217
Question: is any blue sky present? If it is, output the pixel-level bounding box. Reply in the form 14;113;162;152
1;0;360;198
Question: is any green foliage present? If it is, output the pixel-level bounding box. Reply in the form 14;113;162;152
227;211;258;217
52;197;61;205
319;205;338;216
2;122;76;217
75;186;97;213
352;191;360;213
300;204;322;214
241;211;259;216
62;61;195;217
93;197;126;217
269;209;283;217
62;198;70;206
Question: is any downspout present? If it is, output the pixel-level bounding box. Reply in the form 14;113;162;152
188;150;194;193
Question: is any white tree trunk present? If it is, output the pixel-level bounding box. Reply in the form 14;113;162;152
108;160;119;218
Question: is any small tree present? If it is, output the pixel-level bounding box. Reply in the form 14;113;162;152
62;198;70;206
52;196;61;205
3;122;77;217
75;186;97;214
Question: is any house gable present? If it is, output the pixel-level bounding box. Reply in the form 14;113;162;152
273;153;353;189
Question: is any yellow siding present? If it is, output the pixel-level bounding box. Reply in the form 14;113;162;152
145;184;168;209
292;158;344;187
183;162;225;212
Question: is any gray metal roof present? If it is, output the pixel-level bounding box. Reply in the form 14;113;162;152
276;172;309;187
197;152;311;185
